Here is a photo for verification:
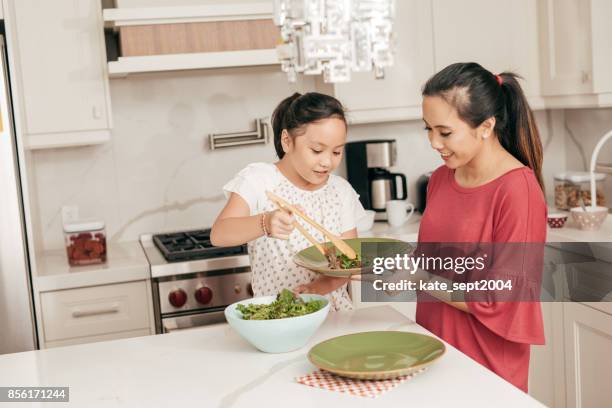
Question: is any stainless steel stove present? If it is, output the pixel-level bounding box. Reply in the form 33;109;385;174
140;229;252;333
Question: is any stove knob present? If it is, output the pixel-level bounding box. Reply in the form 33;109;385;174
195;286;213;305
168;289;187;308
247;283;254;297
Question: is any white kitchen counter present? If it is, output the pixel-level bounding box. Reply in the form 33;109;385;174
0;306;543;407
358;216;421;242
360;212;612;243
35;241;150;292
547;215;612;242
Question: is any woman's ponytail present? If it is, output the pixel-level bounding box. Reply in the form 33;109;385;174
498;73;544;192
422;63;545;192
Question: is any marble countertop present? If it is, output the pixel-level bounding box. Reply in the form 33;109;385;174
0;306;543;407
34;241;150;292
546;215;612;242
359;212;612;243
358;216;421;241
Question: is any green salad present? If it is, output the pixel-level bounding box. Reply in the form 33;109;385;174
236;289;325;320
324;245;361;269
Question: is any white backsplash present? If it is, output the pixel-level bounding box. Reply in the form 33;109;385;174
563;108;612;206
29;68;612;250
32;68;296;250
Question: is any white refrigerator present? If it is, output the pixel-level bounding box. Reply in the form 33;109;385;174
0;32;38;354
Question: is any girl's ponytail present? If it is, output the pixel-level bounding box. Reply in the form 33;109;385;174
272;92;302;159
498;73;544;191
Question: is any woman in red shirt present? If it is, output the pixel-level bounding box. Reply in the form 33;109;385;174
417;62;546;392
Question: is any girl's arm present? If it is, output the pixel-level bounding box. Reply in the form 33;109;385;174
210;193;294;247
293;228;357;295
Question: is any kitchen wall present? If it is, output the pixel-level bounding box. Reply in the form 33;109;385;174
31;68;301;250
29;66;612;251
339;109;567;206
564;108;612;197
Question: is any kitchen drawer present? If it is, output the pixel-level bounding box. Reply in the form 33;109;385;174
41;281;150;342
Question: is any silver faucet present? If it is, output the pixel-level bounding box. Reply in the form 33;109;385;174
589;130;612;210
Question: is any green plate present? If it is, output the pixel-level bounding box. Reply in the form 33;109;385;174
293;237;410;277
308;331;445;380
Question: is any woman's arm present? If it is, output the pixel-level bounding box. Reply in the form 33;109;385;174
422;286;469;313
210;193;295;247
385;266;470;313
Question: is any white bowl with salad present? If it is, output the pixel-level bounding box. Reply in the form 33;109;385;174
224;289;330;353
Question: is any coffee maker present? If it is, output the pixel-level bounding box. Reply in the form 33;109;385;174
346;140;407;220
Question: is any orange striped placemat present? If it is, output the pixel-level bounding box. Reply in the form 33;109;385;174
295;369;425;398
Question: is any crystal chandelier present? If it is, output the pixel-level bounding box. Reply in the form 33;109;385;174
273;0;395;83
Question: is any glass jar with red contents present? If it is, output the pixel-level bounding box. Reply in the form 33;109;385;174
63;221;107;266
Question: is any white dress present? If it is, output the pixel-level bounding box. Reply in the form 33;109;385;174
223;162;366;311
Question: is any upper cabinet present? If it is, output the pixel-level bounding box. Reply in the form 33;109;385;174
6;0;112;149
537;0;612;108
325;0;545;124
432;0;542;105
331;0;434;124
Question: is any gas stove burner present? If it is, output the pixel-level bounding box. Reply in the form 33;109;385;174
152;228;247;262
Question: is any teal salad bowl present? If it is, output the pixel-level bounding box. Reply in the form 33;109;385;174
224;294;330;353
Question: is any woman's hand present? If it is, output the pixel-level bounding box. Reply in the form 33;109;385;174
265;209;295;240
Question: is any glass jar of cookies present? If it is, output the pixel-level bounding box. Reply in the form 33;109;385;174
554;172;606;210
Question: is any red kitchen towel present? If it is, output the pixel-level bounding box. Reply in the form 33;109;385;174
295;369;425;398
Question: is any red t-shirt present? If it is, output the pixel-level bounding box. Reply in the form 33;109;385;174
416;165;546;392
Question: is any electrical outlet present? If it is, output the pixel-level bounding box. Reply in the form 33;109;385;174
61;205;79;224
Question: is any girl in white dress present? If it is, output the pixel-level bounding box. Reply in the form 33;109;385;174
211;92;366;311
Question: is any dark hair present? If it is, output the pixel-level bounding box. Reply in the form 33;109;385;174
422;62;544;191
271;92;347;159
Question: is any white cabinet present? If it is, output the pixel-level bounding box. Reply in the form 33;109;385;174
564;302;612;408
329;0;545;124
329;0;434;124
537;0;612;108
529;302;567;408
432;0;542;103
40;280;154;348
6;0;112;149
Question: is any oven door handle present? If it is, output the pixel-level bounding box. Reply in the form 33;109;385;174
162;319;180;333
161;310;227;333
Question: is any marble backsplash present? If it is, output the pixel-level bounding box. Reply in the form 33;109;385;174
29;68;612;251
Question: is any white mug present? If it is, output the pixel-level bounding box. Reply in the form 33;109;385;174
386;200;415;227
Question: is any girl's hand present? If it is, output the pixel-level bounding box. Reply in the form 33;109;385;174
293;276;349;295
293;281;320;295
265;209;295;240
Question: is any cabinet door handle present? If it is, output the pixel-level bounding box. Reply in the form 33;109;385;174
72;304;120;318
581;71;591;83
92;105;103;119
